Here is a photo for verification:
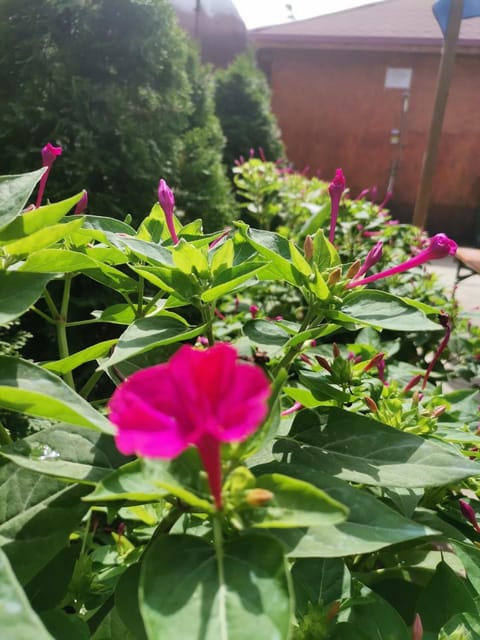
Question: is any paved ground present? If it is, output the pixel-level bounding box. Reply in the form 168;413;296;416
429;256;480;322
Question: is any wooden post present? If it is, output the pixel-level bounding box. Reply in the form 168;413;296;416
412;0;464;228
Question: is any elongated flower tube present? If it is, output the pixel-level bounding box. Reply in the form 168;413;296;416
108;343;271;509
459;499;480;533
36;142;62;208
354;241;383;280
347;233;457;288
328;168;346;243
157;178;179;244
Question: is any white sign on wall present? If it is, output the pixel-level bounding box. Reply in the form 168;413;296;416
384;68;413;89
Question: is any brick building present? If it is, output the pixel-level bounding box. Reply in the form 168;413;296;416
250;0;480;242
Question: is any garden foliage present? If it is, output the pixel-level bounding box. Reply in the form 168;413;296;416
0;0;233;228
0;160;479;640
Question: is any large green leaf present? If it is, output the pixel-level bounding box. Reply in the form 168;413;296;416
0;192;83;244
0;271;53;324
0;424;127;484
250;473;347;528
4;218;84;259
200;262;267;303
101;314;206;368
0;357;112;433
20;249;137;292
274;408;478;488
291;558;350;617
140;533;291;640
450;540;480;595
42;340;117;375
416;561;477;634
333;592;409;640
331;290;441;331
0;548;53;639
0;168;45;230
0;460;89;584
253;462;435;557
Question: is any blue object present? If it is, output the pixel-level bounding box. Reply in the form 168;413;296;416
433;0;480;34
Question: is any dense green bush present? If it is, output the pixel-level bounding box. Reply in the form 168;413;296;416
215;49;285;169
0;0;234;227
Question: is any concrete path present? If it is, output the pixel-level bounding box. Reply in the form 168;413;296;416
429;256;480;322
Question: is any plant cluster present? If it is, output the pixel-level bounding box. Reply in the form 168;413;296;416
0;155;479;640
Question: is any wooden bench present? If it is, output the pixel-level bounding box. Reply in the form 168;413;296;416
455;247;480;283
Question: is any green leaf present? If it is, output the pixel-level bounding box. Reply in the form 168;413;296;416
0;547;53;639
298;371;352;404
439;612;480;638
253;462;435;557
450;541;480;595
20;249;138;292
336;592;410;640
115;564;147;640
250;473;348;528
243;319;290;357
25;546;80;613
43;340;117;375
333;290;441;331
0;192;83;244
112;235;173;266
0;356;112;433
172;240;209;276
82;215;135;236
101;314;206;368
40;610;90;640
210;238;234;274
85;460;166;503
0;271;53;324
0;461;89;583
0;424;127;484
91;606;137;640
4;218;84;259
140;533;291;640
291;558;350;617
200;262;267;303
416;561;477;633
0;168;46;230
312;229;340;271
274;408;478;488
132;265;200;300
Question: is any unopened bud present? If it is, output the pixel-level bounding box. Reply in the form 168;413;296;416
332;343;340;358
345;259;361;279
412;613;423;640
245;488;274;507
459;499;480;532
403;374;422;393
315;356;332;373
364;352;385;372
431;405;446;418
327;267;342;285
304;235;314;261
327;601;340;621
364;397;378;413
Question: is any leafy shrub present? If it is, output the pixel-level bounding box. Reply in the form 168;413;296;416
0;0;233;227
215;49;285;170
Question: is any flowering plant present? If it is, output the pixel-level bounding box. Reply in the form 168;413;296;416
0;157;479;640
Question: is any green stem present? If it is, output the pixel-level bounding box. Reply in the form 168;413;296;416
213;514;228;640
136;275;144;318
79;369;104;399
43;287;60;319
272;297;318;377
142;290;166;315
201;304;215;346
65;319;102;328
0;420;12;446
31;306;56;325
57;275;74;388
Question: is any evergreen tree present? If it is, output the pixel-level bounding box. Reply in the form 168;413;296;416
0;0;233;227
215;49;285;169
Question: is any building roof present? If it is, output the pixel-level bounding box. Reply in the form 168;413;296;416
250;0;480;52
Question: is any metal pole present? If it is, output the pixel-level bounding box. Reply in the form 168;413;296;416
412;0;464;228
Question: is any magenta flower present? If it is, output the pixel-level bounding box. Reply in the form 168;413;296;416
328;168;346;243
281;401;303;417
157;179;179;244
249;304;259;319
347;233;457;288
412;613;423;640
36;142;63;208
378;190;392;210
108;343;271;509
354;241;383;280
459;499;480;533
355;188;370;201
74;190;88;215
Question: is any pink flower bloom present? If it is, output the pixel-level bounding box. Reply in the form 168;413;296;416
355;241;383;279
108;343;271;509
347;233;457;288
328;168;346;243
74;190;88;215
157;179;179;244
36;142;63;208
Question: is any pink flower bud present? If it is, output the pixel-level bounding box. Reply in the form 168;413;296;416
157;179;179;244
74;190;88;215
328;168;346;243
41;142;62;168
459;499;480;533
412;613;423;640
